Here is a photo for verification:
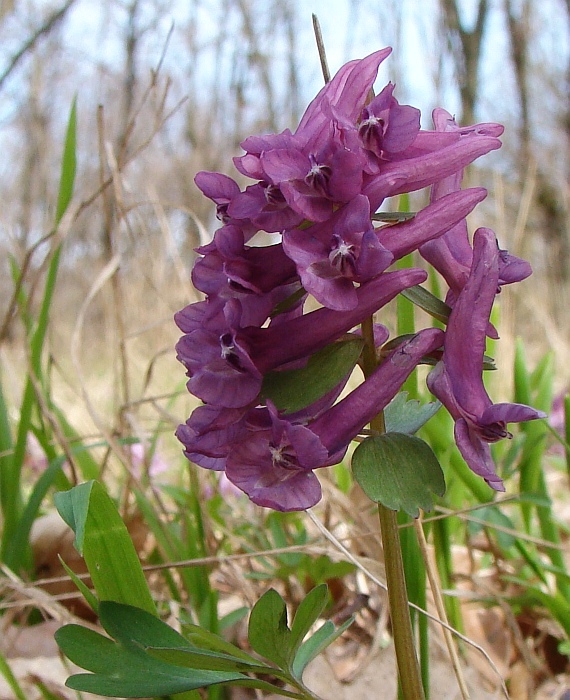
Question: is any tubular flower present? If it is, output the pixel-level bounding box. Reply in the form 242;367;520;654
176;268;427;408
283;195;393;310
427;228;545;489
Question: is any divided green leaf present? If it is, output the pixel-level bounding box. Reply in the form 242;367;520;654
248;588;294;671
292;616;354;679
289;584;329;660
55;613;244;698
384;392;441;435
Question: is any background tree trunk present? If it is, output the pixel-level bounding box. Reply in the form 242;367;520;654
438;0;488;125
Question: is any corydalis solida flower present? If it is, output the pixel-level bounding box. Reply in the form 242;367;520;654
427;228;545;490
175;48;542;510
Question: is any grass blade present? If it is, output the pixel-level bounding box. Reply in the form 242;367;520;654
55;97;77;225
55;481;157;615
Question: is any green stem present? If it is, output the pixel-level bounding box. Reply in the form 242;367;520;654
564;394;570;491
378;504;425;700
360;315;425;700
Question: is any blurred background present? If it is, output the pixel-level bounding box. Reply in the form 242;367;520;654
0;0;568;412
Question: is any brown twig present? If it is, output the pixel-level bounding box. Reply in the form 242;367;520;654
0;0;77;91
312;14;331;83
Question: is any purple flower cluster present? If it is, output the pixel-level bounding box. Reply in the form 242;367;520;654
175;49;545;511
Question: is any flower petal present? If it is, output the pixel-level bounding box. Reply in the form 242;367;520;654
480;402;546;426
454;419;505;491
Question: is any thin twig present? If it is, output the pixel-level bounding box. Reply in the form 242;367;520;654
312;15;330;83
0;0;77;91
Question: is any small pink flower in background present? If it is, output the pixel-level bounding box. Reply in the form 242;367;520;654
128;442;168;480
549;392;566;435
202;472;246;501
548;391;568;455
24;433;49;474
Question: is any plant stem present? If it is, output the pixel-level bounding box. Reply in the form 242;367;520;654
378;503;425;700
360;315;425;700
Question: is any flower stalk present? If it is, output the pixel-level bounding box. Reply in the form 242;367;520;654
361;315;425;700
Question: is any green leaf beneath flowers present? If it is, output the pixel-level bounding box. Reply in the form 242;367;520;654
289;584;329;661
261;337;363;414
292;616;354;679
384;392;441;435
352;433;446;518
54;481;156;616
248;588;294;671
55;605;244;698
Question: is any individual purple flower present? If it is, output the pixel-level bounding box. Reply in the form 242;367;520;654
246;292;397;377
225;328;444;510
176;361;357;474
174;297;227;335
358;82;421;159
194;171;240;225
260;132;366;222
194;171;257;239
427;228;546;490
226;402;329;511
233;130;302;180
282;188;485;312
193;225;297;294
283;195;393;310
294;47;392;148
386;108;504;164
431;108;504;140
176;404;251;471
175;299;264;408
227;181;305;233
362;126;503;211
